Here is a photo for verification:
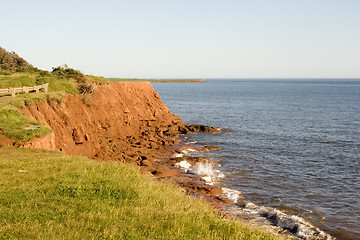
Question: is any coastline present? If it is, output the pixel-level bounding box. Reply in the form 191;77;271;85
147;136;334;240
4;81;331;239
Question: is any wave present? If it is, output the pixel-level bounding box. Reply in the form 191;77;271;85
239;202;334;240
173;146;333;239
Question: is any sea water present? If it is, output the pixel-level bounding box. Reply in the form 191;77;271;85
152;79;360;240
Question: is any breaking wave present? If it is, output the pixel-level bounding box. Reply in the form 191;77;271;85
241;202;334;239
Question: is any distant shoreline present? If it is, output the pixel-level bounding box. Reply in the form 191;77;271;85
107;78;204;82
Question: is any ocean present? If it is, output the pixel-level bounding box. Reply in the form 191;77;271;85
152;79;360;240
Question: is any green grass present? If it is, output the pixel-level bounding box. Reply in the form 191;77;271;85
0;148;279;240
107;78;203;82
0;106;51;143
0;71;108;95
0;72;38;88
0;72;78;94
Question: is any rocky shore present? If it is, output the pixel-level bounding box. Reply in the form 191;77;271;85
18;81;232;206
15;81;334;240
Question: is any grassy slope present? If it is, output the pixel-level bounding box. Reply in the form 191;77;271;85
0;106;51;143
0;148;279;240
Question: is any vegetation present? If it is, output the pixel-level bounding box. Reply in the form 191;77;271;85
0;148;278;240
0;67;107;95
0;47;107;96
0;105;51;143
0;46;108;143
0;47;33;72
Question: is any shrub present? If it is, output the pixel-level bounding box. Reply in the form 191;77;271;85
0;46;33;72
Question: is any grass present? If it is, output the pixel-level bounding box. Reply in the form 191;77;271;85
0;105;51;143
0;71;108;95
0;69;108;143
0;71;78;94
0;148;279;240
107;78;203;82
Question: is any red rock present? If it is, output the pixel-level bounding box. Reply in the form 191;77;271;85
178;180;222;195
140;160;153;167
188;125;221;133
200;146;221;152
151;168;179;178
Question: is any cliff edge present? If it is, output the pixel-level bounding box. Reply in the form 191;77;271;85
20;81;190;163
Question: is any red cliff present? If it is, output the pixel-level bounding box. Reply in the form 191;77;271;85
20;82;189;163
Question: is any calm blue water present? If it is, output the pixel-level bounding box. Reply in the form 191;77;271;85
152;79;360;240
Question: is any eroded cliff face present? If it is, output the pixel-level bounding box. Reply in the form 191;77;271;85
20;82;189;163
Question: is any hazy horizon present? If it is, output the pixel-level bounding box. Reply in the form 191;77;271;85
1;0;359;79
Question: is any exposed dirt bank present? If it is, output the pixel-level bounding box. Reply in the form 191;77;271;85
17;81;227;205
19;82;191;161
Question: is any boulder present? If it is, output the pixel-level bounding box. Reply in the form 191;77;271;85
151;168;179;178
188;124;221;133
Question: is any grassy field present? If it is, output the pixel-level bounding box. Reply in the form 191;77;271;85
107;78;204;82
0;148;280;240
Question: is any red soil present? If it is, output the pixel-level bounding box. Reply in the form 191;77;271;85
14;81;229;208
20;82;189;163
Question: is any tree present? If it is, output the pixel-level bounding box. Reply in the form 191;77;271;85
0;46;33;72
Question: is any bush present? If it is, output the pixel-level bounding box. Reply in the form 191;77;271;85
0;46;33;72
51;65;94;95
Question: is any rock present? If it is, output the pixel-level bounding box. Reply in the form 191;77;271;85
204;186;222;195
188;124;221;133
199;146;221;152
151;168;179;178
72;127;84;144
140;160;153;167
149;141;158;149
202;195;233;208
179;180;222;195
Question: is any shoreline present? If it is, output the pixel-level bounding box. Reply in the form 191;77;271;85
145;133;334;240
10;81;332;239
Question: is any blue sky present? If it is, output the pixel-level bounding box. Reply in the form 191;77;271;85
1;0;359;78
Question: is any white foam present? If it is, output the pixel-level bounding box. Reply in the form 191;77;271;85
185;141;197;145
174;160;191;171
222;187;241;204
214;170;225;178
180;149;189;155
244;202;334;240
192;162;215;177
191;162;225;185
201;176;214;185
172;153;184;158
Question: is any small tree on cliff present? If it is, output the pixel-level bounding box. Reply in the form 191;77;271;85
0;46;33;72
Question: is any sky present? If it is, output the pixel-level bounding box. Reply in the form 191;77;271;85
1;0;360;78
